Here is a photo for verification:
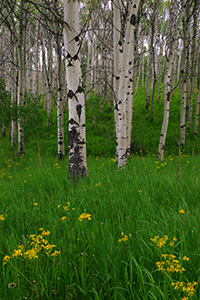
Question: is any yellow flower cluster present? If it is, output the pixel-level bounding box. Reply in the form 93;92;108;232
63;202;71;211
78;213;92;222
150;235;169;248
171;281;198;299
118;232;132;243
3;229;60;265
3;255;10;266
0;214;5;221
156;254;186;273
151;235;197;299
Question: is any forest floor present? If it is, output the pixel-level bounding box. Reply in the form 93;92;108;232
0;143;199;299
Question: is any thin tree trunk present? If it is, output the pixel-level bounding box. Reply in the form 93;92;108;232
158;5;185;161
17;0;25;155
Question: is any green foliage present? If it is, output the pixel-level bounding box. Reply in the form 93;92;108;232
86;95;115;157
19;92;50;142
0;77;13;127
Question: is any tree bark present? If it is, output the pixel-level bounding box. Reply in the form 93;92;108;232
63;0;87;180
158;4;185;161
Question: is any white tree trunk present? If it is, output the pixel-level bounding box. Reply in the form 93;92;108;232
158;5;185;160
17;0;25;155
63;0;87;179
117;0;140;168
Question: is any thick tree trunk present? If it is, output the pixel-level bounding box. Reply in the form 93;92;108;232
117;0;140;168
63;0;87;180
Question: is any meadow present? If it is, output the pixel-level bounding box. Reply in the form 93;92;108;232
0;82;200;299
0;138;199;299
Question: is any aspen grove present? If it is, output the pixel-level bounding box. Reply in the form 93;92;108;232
0;0;199;176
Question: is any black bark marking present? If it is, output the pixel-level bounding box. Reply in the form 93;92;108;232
67;61;73;67
76;85;83;94
68;118;79;126
167;92;170;101
74;35;79;42
68;89;75;99
115;103;119;111
76;104;82;122
58;152;65;160
130;14;136;26
74;54;79;61
116;76;120;80
68;127;87;181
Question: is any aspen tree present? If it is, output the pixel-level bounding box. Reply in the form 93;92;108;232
17;0;26;155
158;2;186;161
187;3;198;129
54;0;65;159
113;0;122;157
116;0;140;168
63;0;87;179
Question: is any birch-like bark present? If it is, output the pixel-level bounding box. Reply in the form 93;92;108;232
117;0;140;168
46;33;53;127
11;33;16;147
194;51;200;136
113;0;122;158
63;0;87;179
145;27;152;110
158;5;185;161
17;0;25;155
54;0;65;159
180;6;189;147
41;29;47;110
187;7;197;129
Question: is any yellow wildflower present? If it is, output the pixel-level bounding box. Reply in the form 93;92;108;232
95;183;100;187
179;209;185;214
183;256;189;261
3;255;10;265
42;230;50;236
34;203;38;206
51;250;61;257
0;214;5;221
60;216;67;221
78;213;92;221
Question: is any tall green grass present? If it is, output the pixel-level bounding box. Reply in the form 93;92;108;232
0;143;199;299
